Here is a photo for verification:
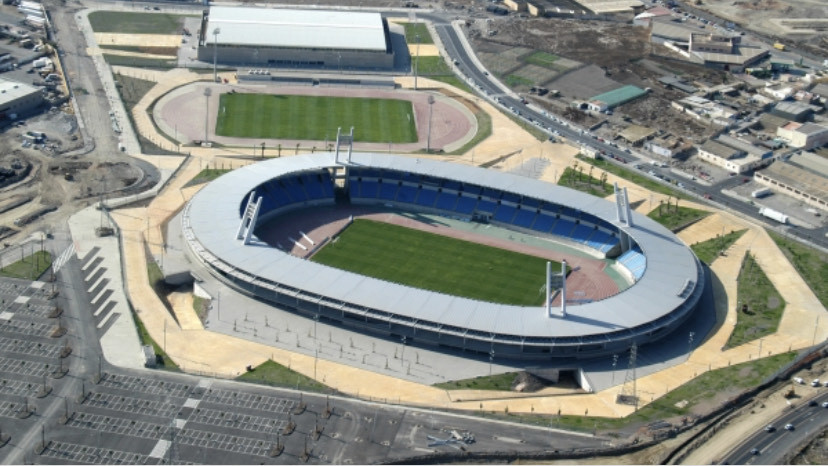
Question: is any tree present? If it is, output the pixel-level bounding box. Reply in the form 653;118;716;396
578;166;584;182
261;142;265;158
600;171;608;189
295;143;300;155
658;199;664;216
277;144;282;157
587;166;594;185
675;198;680;213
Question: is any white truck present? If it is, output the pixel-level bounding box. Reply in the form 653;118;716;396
759;207;788;224
751;187;772;198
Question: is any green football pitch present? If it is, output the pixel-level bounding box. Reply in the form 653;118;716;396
215;94;418;143
311;219;564;306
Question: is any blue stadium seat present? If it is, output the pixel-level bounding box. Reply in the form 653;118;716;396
476;199;497;214
455;196;477;214
349;180;360;199
283;177;307;202
493;205;517;223
571;225;593;244
501;192;521;203
434;192;458;211
522;198;541;208
512;209;537;229
532;214;556;232
416;188;438;207
302;174;325;199
482;188;501;200
462;184;482;196
396;185;418;204
443;180;461;190
360;180;379;198
618;249;646;281
551;219;576;237
382;170;403;182
321;174;335;198
378;182;398;201
559;206;580;219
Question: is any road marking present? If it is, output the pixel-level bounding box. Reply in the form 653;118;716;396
52;243;76;273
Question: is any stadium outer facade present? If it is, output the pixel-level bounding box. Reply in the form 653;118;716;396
197;6;395;70
182;152;704;361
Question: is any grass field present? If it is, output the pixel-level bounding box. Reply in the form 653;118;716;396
311;219;562;305
0;251;51;280
434;372;518;391
727;252;785;348
576;155;689;200
768;231;828;309
691;229;746;265
215;94;417;143
88;11;192;34
472;351;796;433
237;360;328;392
403;22;434;44
647;205;710;231
524;51;560;69
557;167;613;197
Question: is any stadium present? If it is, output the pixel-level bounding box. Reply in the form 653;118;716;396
182;150;705;361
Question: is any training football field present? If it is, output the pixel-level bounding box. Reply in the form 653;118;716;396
311;219;562;306
215;94;418;143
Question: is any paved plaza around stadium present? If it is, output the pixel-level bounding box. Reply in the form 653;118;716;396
66;10;828;421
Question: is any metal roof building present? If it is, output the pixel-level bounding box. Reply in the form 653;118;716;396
589;85;647;110
183;153;704;360
197;6;395;70
0;78;44;119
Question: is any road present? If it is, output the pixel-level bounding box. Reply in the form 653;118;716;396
723;390;828;465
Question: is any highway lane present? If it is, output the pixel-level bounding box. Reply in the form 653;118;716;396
724;390;828;465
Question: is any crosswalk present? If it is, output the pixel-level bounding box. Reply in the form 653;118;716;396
52;243;76;273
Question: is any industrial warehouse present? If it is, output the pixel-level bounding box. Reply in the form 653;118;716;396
196;6;395;70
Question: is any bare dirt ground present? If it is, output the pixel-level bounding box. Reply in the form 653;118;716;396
693;0;828;55
0;110;151;244
469;17;723;142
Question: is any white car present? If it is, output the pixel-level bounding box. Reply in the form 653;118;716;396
784;423;795;431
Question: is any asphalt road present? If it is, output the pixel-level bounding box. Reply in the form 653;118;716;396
723;390;828;465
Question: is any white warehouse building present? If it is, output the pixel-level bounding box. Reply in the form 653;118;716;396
197;6;396;70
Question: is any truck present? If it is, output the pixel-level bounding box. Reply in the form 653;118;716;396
759;207;788;224
773;42;786;51
751;187;772;198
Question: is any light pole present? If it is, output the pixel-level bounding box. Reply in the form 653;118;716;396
426;95;435;153
212;27;221;83
414;33;420;90
203;87;212;143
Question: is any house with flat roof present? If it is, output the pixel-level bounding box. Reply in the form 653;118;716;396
777;122;828;150
696;135;775;174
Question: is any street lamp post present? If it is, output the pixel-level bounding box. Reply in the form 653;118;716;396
212;27;221;83
203;87;212;143
426;95;435;153
414;34;420;90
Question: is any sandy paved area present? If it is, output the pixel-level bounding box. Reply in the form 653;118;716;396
94;33;181;47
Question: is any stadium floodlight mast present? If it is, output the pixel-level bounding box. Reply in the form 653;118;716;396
426;95;435;153
414;33;420;90
212;27;221;83
203;87;212;143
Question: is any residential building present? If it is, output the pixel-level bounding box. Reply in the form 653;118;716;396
777;122;828;150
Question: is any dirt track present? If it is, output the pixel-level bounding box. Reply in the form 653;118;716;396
155;83;476;153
